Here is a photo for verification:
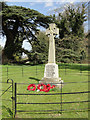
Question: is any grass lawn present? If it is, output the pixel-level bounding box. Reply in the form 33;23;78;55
0;63;89;119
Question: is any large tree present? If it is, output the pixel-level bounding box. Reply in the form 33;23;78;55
51;3;87;39
53;3;88;63
1;2;52;63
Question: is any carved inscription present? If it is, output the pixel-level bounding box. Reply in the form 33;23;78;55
46;65;55;77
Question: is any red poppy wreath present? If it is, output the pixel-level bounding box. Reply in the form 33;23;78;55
44;84;51;92
37;83;46;91
27;83;55;92
27;84;36;91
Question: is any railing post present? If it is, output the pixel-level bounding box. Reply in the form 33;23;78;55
60;81;62;114
12;80;14;118
80;63;82;75
36;65;37;76
7;79;14;118
65;64;66;75
22;66;23;77
7;67;8;79
14;83;17;118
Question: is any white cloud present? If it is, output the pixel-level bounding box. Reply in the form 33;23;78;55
29;2;36;6
35;0;54;7
45;2;53;7
45;0;54;7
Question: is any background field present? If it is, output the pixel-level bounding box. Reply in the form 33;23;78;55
0;63;89;118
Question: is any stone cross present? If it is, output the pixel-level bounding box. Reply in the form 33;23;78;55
39;23;63;88
46;23;59;63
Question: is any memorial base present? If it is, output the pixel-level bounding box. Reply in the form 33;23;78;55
39;77;63;88
39;63;64;88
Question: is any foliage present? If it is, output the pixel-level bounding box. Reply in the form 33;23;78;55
1;2;52;62
55;34;87;63
52;3;87;39
53;3;88;63
28;31;49;64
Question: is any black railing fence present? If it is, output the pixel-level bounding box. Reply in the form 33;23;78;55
0;79;14;117
1;79;89;118
13;80;89;118
1;64;89;118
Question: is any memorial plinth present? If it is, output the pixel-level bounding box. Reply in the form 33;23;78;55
39;23;63;88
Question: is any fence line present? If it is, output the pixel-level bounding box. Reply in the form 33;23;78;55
14;81;89;117
1;79;89;118
1;79;14;118
0;85;12;97
1;64;89;79
15;80;89;85
16;100;89;105
17;108;89;113
17;91;89;96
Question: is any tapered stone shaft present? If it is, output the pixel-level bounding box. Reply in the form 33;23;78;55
48;32;55;63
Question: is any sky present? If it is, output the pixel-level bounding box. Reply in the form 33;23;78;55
0;0;89;52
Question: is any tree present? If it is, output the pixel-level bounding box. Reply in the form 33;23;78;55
52;3;88;63
0;45;3;64
28;31;49;64
55;34;87;63
51;3;87;39
1;2;52;63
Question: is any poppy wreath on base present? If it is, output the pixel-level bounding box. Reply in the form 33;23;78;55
37;83;46;91
27;83;56;92
44;84;51;92
27;84;36;91
50;85;55;89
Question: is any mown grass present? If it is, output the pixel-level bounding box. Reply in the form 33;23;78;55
0;63;89;119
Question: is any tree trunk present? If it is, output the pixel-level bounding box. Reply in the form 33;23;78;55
2;50;9;64
2;31;15;64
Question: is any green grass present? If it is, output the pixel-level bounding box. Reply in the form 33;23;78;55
0;63;89;118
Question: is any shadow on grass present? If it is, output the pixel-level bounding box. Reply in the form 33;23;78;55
29;77;41;82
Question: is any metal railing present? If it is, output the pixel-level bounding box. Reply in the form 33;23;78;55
14;81;90;118
0;79;14;118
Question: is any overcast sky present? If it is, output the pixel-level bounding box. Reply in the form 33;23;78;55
0;0;89;51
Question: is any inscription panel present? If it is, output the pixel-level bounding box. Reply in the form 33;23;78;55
46;65;55;78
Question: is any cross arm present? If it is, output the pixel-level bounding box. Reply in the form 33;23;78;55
46;28;50;36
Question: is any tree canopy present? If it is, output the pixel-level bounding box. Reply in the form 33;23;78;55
28;31;49;64
52;3;87;39
53;3;88;63
1;2;52;63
